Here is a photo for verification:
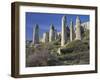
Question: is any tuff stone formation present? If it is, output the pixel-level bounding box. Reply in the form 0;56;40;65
61;16;67;46
43;32;49;43
32;16;88;47
57;32;61;39
49;24;55;42
81;22;89;31
75;16;81;40
54;29;58;40
70;18;75;41
33;24;39;44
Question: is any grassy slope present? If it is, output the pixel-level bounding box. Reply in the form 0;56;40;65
59;40;89;65
26;30;89;67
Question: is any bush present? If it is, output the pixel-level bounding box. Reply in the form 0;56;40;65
52;39;61;45
47;54;62;66
65;40;89;52
60;48;73;54
58;50;89;65
26;46;34;58
82;30;89;40
26;47;50;67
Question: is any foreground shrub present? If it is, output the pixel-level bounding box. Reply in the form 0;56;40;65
60;40;89;54
26;45;50;67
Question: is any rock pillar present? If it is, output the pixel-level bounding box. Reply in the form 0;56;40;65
70;19;75;41
49;24;55;42
75;16;81;40
54;29;58;40
43;32;49;43
33;24;39;44
61;16;67;46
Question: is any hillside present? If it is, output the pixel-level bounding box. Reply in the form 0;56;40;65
26;30;89;67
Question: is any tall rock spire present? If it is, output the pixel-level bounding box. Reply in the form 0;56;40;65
75;16;81;40
49;24;55;42
43;32;49;43
70;18;75;41
61;16;67;46
33;24;39;44
54;29;58;40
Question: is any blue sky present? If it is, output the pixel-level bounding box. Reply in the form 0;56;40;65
26;12;89;41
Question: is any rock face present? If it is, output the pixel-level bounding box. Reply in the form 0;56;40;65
61;16;67;46
81;21;89;31
70;19;75;41
54;29;58;40
33;24;39;44
57;32;61;39
49;24;55;42
75;16;81;40
43;32;49;43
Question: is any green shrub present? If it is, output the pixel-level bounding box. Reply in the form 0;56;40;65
82;30;89;40
60;48;73;54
